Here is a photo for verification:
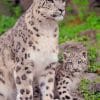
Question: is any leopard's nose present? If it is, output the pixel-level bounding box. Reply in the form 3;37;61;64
58;8;65;15
58;8;64;13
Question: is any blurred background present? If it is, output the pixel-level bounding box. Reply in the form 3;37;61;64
0;0;100;99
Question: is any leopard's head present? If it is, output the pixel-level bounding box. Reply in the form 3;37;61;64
33;0;66;21
62;42;88;72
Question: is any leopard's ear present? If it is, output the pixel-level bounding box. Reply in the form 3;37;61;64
80;51;88;62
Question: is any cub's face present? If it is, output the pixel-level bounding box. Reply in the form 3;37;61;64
63;51;88;72
34;0;66;21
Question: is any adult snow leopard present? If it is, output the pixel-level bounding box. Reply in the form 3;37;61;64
0;0;66;100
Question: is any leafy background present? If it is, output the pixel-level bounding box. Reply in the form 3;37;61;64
0;0;100;100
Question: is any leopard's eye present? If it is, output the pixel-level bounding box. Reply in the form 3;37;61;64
78;60;82;64
47;0;54;3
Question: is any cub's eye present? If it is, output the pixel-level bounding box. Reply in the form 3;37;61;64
78;60;82;64
48;0;54;3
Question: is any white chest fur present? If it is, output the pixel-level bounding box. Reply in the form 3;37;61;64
26;17;59;72
28;35;58;71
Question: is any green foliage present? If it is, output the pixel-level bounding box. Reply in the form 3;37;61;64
0;15;17;34
73;0;89;6
88;47;97;64
88;63;100;73
59;23;78;43
86;14;100;30
73;0;89;20
59;10;100;43
59;0;100;43
0;0;21;34
59;14;100;41
80;79;100;100
96;33;100;42
11;6;22;18
87;47;100;73
3;0;22;17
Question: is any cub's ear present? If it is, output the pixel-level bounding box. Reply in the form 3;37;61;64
80;51;88;62
82;51;87;58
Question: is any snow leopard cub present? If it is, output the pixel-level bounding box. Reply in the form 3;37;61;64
55;42;88;100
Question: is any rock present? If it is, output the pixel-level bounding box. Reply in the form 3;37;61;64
83;73;100;93
89;83;100;93
89;0;100;8
79;30;96;41
96;69;100;75
83;73;99;82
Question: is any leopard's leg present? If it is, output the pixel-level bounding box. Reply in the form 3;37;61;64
39;63;57;100
56;77;83;100
14;64;34;100
56;77;73;100
57;77;83;100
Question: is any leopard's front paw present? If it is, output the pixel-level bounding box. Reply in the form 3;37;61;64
16;95;33;100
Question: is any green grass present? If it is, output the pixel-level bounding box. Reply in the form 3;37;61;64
0;15;17;34
96;33;100;42
80;79;100;100
0;0;21;35
3;0;22;17
59;14;100;43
